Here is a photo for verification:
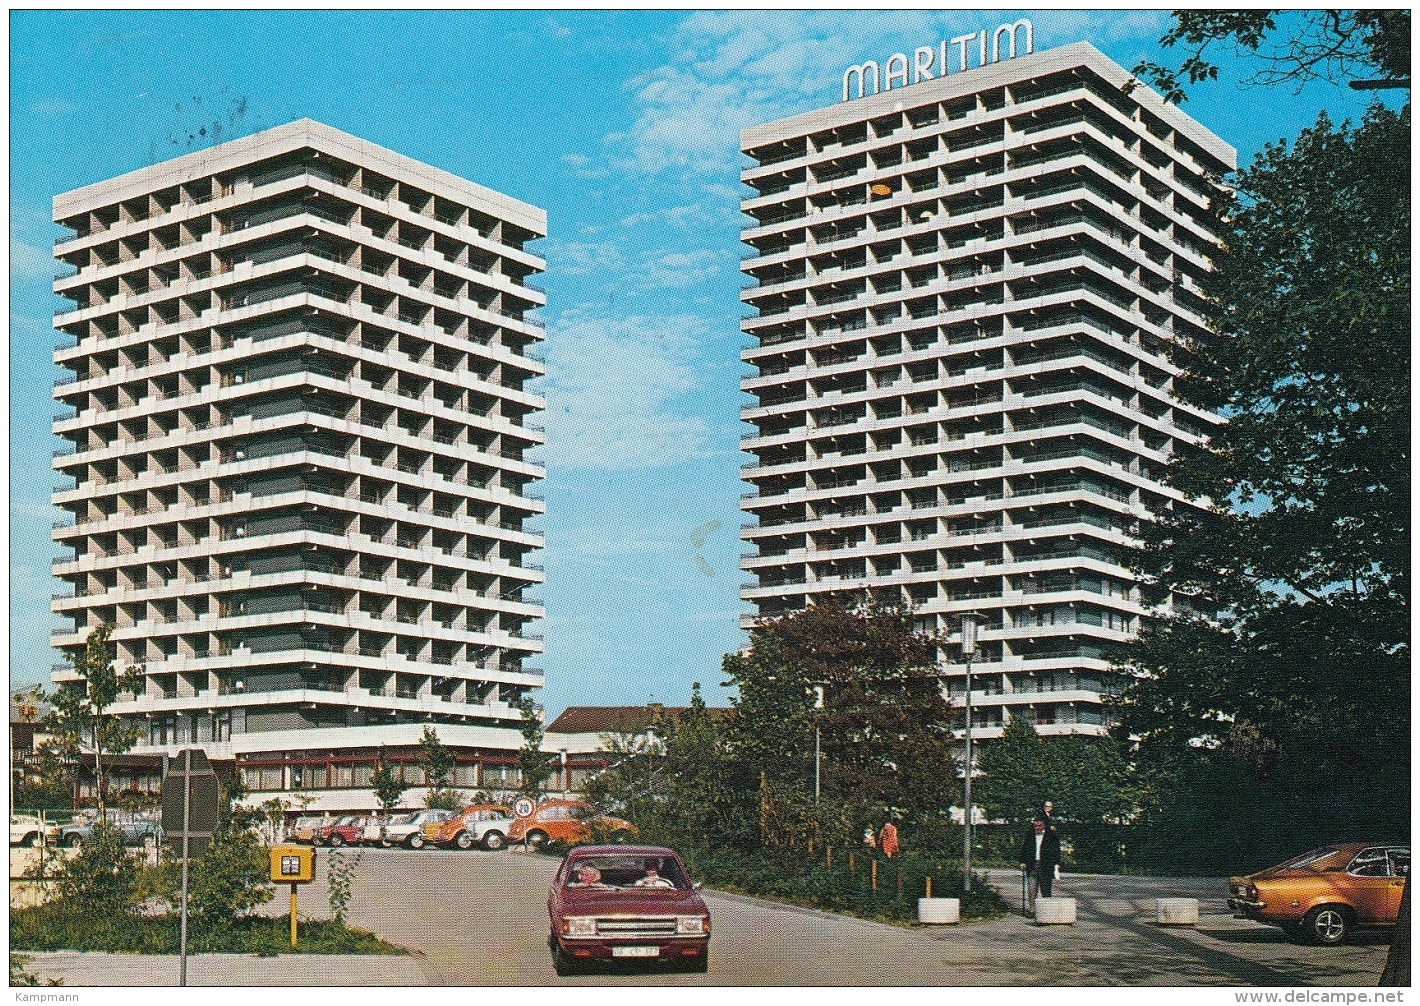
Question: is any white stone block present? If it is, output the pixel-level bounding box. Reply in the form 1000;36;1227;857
917;897;961;924
1035;896;1077;924
1156;898;1199;925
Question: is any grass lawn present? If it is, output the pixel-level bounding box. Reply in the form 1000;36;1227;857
11;904;405;955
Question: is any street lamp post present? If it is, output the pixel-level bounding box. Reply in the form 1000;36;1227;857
812;685;825;803
961;615;977;894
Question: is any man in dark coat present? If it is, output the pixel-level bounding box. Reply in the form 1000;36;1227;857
1019;800;1062;908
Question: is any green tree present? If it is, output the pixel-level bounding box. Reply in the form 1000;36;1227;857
1114;99;1410;853
723;600;958;847
369;748;406;814
419;726;462;810
976;719;1135;866
43;624;145;820
515;696;555;795
1130;10;1410;104
660;684;744;851
974;717;1047;830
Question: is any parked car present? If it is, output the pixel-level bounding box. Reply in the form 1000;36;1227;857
547;845;710;975
314;815;376;847
1228;843;1410;944
290;816;326;844
361;809;453;848
57;816;163;848
508;799;637;850
424;804;514;851
10;814;57;847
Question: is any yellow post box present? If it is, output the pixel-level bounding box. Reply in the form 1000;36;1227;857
269;845;314;883
269;845;315;946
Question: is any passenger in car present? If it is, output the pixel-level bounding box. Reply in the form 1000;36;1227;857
569;865;604;887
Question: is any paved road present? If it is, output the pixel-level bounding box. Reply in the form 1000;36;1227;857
22;850;1392;986
289;849;1394;985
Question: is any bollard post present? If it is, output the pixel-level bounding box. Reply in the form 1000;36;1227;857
925;875;932;899
872;859;878;892
849;852;855;878
826;846;832;868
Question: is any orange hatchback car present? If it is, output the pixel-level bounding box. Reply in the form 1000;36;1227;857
1228;843;1410;944
507;799;637;850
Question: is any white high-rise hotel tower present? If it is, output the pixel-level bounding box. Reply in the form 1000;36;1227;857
738;40;1233;739
51;121;546;806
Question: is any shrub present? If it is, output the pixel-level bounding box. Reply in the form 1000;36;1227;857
327;848;365;925
54;823;136;913
187;829;274;925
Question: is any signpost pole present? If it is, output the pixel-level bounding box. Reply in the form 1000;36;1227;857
179;748;191;987
961;615;976;895
290;882;298;948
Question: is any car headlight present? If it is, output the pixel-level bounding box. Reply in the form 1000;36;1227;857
562;917;596;937
676;916;709;935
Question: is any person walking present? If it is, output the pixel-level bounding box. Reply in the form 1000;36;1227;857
1019;800;1062;911
879;821;899;859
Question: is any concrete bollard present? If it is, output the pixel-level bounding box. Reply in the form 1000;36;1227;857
918;897;961;924
1156;898;1199;925
1034;897;1077;924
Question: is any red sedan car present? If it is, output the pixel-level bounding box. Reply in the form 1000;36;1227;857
313;815;375;847
547;846;710;975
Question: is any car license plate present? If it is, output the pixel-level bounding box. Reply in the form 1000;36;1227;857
612;946;660;958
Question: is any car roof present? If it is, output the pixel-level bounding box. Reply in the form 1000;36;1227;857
567;845;678;857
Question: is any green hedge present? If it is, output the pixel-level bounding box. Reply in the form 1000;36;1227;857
10;903;404;955
537;842;1008;925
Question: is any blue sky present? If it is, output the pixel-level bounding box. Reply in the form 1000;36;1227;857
7;11;1393;717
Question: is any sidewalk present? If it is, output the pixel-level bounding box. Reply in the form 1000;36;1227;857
19;951;433;986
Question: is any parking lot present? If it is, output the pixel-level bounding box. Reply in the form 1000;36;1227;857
18;847;1394;986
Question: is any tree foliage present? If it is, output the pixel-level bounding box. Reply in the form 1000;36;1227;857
1131;10;1410;103
722;600;958;845
185;828;273;925
1114;99;1410;858
516;696;555;794
418;726;462;810
368;748;406;814
42;624;145;820
976;718;1135;832
54;824;136;914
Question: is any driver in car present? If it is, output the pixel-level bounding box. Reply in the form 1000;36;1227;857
631;866;676;888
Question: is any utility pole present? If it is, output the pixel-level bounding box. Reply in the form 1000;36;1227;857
961;615;977;894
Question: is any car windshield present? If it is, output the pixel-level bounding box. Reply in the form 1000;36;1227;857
335;816;356;826
388;814;415;825
564;855;691;891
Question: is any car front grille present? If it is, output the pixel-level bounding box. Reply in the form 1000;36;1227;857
595;917;678;938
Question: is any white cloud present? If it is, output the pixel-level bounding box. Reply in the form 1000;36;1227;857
10;238;51;281
560;153;590;168
619;203;712;229
541;312;715;471
611;11;1173;179
544;239;624;276
639;248;724;291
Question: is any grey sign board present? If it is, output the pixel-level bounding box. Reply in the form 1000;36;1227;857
161;748;221;857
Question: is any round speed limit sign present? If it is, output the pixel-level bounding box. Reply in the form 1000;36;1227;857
513;797;536;819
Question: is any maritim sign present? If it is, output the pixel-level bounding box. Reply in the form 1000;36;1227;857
843;19;1034;102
